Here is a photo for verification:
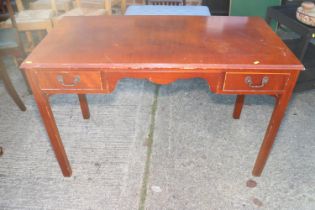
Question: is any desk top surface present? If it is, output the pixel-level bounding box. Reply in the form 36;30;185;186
21;16;303;71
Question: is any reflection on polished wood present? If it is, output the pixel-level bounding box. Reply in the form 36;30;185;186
21;16;303;177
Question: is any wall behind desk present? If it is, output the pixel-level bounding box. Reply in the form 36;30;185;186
229;0;281;17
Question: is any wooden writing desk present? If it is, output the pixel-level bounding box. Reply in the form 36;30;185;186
21;16;303;177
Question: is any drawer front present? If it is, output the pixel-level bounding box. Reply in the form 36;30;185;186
36;71;102;90
223;72;290;92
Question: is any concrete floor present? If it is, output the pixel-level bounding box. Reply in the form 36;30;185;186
1;33;315;209
146;80;315;210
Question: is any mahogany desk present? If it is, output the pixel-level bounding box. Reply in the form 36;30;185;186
21;16;303;177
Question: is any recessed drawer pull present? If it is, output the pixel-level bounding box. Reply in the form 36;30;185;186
245;76;269;88
56;75;80;87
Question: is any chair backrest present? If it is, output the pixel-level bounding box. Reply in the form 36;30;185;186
125;5;211;16
146;0;186;6
74;0;111;15
0;0;5;13
15;0;58;13
74;0;107;9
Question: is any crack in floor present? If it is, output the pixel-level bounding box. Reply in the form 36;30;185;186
138;85;160;210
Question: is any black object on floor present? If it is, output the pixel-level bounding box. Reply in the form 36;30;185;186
285;40;315;91
202;0;230;16
266;5;315;91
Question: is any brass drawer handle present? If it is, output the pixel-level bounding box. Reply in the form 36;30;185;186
245;76;269;88
56;75;80;87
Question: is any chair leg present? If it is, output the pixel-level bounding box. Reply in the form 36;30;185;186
105;0;112;15
121;0;126;14
233;95;245;119
78;94;90;119
21;68;32;95
37;30;44;39
13;58;32;94
0;60;26;111
25;31;34;51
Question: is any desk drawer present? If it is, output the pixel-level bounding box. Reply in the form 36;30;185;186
223;72;290;92
36;71;102;90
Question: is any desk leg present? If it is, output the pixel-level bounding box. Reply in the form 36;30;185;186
233;95;245;119
25;72;72;177
252;73;299;176
78;94;90;119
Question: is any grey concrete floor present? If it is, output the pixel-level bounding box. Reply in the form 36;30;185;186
0;58;155;209
146;80;315;210
1;34;315;209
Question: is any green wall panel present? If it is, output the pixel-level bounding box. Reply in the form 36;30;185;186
229;0;281;17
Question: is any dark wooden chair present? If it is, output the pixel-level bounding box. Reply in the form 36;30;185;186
146;0;186;6
0;0;5;13
0;0;26;111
